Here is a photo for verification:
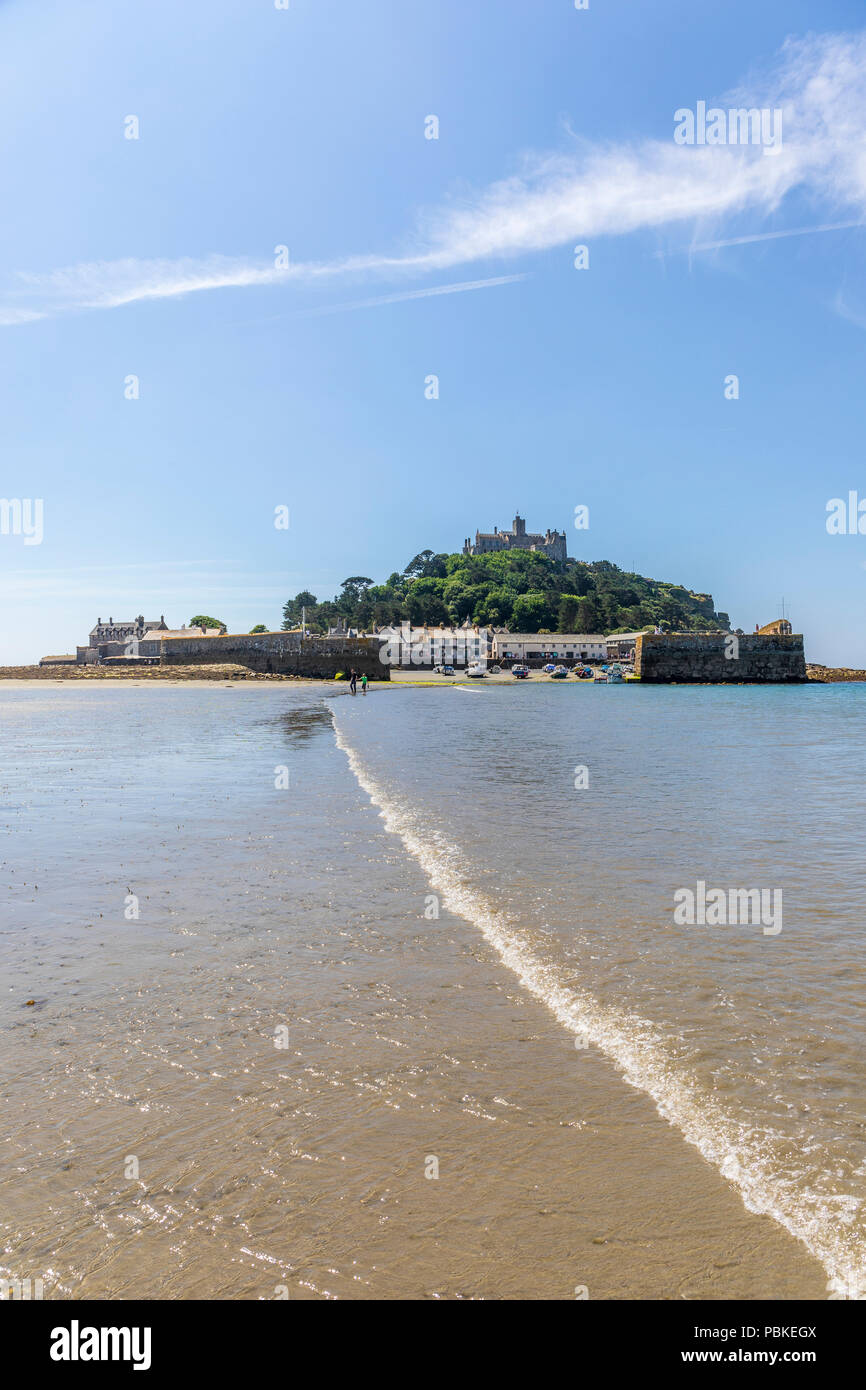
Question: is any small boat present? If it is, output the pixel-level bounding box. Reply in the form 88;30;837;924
550;665;568;679
542;663;557;675
608;662;625;684
593;670;609;683
511;664;529;679
466;662;487;678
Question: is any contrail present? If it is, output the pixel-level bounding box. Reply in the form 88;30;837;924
682;220;866;253
294;272;527;317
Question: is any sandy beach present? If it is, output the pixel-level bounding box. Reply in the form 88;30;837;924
2;681;859;1299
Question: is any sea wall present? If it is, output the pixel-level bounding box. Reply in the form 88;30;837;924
635;632;807;683
159;631;387;679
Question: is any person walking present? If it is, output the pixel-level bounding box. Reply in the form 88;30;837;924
361;673;368;694
349;668;357;694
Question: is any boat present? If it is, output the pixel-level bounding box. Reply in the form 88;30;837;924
511;664;529;679
542;663;557;675
608;662;625;684
593;670;609;683
466;662;487;678
550;665;568;679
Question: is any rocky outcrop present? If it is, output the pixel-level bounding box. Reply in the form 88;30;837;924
806;664;866;682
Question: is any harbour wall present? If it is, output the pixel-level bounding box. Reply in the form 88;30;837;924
159;632;387;679
635;632;807;683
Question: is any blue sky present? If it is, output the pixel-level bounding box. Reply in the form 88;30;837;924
1;0;865;664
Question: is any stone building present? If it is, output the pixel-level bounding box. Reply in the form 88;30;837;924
90;615;167;646
74;614;227;663
77;614;168;663
463;514;568;564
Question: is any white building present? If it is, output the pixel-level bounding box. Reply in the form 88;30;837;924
491;633;608;664
376;622;491;668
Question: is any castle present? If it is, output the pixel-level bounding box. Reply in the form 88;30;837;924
463;514;568;563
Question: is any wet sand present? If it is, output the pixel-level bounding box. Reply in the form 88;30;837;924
0;685;835;1299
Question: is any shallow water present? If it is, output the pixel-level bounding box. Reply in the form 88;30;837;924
0;682;860;1299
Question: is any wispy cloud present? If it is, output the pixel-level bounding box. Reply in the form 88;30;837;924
0;558;296;604
3;32;866;327
831;290;866;330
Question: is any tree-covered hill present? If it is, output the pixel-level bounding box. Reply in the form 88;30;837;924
282;550;730;636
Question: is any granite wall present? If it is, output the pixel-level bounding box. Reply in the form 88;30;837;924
635;632;807;683
159;631;387;679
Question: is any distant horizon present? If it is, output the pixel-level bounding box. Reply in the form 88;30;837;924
2;0;864;668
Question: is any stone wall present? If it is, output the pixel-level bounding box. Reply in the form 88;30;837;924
159;631;387;679
635;632;806;683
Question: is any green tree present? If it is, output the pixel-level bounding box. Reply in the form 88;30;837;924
276;550;728;638
511;592;555;632
339;576;374;604
557;594;581;632
574;598;601;633
190;615;224;630
403;550;436;579
313;601;339;633
474;587;514;628
281;591;318;630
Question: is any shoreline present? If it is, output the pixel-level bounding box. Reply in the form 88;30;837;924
3;662;864;688
0;664;334;683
